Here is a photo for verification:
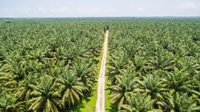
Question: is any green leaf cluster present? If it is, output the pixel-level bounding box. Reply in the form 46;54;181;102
0;19;104;112
107;18;200;112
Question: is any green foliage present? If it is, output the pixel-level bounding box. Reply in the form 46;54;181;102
0;18;103;111
1;18;200;112
107;18;200;111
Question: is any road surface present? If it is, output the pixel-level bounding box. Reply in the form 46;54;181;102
95;30;109;112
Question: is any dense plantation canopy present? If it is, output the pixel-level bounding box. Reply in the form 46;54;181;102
0;19;104;111
0;18;200;112
107;18;200;111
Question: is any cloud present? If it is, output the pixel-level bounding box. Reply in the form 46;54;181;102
36;7;116;15
0;8;31;13
50;8;71;13
35;7;117;17
37;7;71;13
178;2;200;10
77;9;99;14
76;8;117;15
136;7;145;12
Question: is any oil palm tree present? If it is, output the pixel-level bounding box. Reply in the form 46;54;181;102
72;59;96;91
165;67;192;92
1;54;25;92
120;93;155;112
136;73;167;96
108;49;129;84
27;48;46;63
172;92;200;112
176;57;199;77
3;52;25;82
55;70;85;108
28;76;60;112
135;73;168;109
0;90;16;112
25;59;45;74
15;74;38;102
186;42;199;58
88;37;101;57
122;40;140;59
62;46;79;66
132;55;153;76
109;73;136;110
0;50;5;62
148;49;174;71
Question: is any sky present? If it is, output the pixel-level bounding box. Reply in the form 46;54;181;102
0;0;200;17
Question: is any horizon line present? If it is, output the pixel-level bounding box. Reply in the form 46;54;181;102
1;16;200;19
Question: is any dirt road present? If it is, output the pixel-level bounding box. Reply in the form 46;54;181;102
95;30;109;112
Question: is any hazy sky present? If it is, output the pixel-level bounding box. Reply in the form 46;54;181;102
0;0;200;17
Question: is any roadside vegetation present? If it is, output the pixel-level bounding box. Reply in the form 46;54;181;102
0;18;200;112
0;19;103;112
107;18;200;112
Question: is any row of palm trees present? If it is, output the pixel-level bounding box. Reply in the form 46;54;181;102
0;19;104;111
107;18;200;111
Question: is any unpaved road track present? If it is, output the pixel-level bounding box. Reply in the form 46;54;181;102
95;30;109;112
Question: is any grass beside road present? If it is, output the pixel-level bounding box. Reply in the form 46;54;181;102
70;32;105;112
105;76;112;112
105;33;113;112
